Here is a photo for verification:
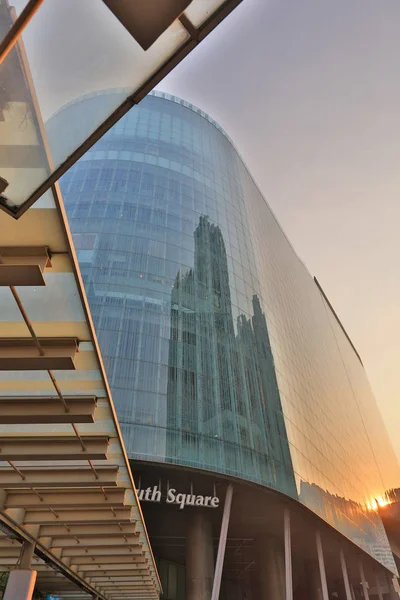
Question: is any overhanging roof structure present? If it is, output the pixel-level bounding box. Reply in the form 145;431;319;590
0;0;244;218
0;186;161;599
0;86;161;600
0;3;166;597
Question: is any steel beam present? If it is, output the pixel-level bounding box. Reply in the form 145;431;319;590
49;536;141;549
88;573;150;581
0;436;110;461
105;591;157;596
5;488;126;509
0;0;45;65
88;579;148;585
0;396;97;424
23;507;133;525
0;556;43;566
0;246;50;286
97;584;154;591
67;549;143;561
40;523;136;537
0;546;22;557
78;566;148;575
0;465;118;488
69;554;144;565
0;337;79;370
63;546;141;557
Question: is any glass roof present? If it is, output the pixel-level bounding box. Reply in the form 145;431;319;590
0;0;243;218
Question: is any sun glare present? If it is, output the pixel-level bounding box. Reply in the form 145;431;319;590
367;496;391;511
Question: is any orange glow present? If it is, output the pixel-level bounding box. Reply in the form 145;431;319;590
376;496;391;507
366;496;391;511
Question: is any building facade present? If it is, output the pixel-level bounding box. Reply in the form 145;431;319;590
48;91;400;599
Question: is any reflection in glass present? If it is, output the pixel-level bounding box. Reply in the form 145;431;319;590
50;91;400;571
166;215;296;496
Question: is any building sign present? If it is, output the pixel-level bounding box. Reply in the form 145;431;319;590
136;484;220;510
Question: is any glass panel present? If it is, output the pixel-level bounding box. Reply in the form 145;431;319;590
0;0;243;214
0;0;189;210
51;90;400;573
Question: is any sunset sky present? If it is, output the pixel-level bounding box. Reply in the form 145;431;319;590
12;0;400;459
158;0;400;458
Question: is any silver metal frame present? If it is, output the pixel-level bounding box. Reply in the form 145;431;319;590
340;549;353;600
316;530;329;600
284;509;293;600
211;484;233;600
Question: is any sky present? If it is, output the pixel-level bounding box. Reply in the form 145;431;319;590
157;0;400;459
10;0;400;459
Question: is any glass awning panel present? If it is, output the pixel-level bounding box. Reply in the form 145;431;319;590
0;0;243;218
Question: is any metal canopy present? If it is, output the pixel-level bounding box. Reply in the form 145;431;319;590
0;134;161;600
0;0;244;218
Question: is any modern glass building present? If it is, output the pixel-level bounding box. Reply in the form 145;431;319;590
47;91;400;599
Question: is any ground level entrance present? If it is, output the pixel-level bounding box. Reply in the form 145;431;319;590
132;461;399;600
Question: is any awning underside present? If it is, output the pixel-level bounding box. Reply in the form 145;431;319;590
0;193;160;599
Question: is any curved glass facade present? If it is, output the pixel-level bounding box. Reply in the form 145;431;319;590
47;91;400;571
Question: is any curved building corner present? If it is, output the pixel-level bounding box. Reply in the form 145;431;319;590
47;90;400;600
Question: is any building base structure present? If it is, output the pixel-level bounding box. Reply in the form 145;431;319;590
132;462;400;600
47;89;400;600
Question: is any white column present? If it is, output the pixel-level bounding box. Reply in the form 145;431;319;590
284;509;293;600
339;549;352;600
316;531;329;600
3;570;37;600
210;484;233;600
359;562;369;600
4;540;37;600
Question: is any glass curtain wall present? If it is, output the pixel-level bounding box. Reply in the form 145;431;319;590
47;91;400;570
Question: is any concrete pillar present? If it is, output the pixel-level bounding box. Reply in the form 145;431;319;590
256;535;285;600
3;570;37;600
186;510;214;600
